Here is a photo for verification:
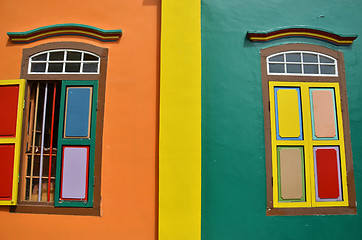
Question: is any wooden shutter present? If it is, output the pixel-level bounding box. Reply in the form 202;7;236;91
0;79;25;205
54;80;98;207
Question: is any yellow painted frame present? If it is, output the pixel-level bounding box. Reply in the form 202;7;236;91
159;1;201;240
0;79;25;205
269;81;348;208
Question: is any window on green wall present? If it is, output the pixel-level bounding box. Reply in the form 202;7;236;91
261;44;356;216
0;42;108;216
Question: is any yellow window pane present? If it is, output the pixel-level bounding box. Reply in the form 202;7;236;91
277;89;301;138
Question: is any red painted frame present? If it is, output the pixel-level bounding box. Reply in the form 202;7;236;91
59;146;89;201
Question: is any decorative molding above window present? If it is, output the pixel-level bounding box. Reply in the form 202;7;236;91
29;50;100;74
247;27;357;46
7;23;122;44
267;51;337;76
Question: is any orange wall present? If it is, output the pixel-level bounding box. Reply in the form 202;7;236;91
0;0;159;239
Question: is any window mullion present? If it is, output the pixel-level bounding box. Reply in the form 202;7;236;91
300;83;313;207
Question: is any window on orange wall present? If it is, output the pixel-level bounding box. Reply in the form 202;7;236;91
0;42;108;216
261;44;356;216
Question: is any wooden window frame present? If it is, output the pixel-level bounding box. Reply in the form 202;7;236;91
10;42;108;216
261;44;356;216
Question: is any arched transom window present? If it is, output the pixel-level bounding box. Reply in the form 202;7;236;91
29;50;100;74
267;51;337;76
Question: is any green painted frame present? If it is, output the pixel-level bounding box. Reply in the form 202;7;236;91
277;146;306;202
54;80;98;207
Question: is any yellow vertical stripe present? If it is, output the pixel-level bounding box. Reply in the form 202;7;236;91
277;89;301;138
159;1;201;240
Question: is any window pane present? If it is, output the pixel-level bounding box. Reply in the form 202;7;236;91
48;63;63;72
61;147;89;200
32;53;47;61
64;87;92;138
269;63;284;73
278;147;305;200
320;56;334;63
320;65;335;74
66;51;82;61
65;63;81;72
31;63;46;72
83;53;98;61
269;54;284;62
303;64;318;74
314;147;342;200
82;63;98;73
287;64;302;73
49;51;64;61
286;53;301;62
303;53;318;63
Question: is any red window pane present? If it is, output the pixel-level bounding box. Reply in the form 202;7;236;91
315;148;340;199
0;144;15;199
0;85;19;138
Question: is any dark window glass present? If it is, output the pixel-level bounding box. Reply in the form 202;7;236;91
303;64;319;74
303;53;318;63
286;53;301;62
83;53;99;61
32;53;47;61
286;64;302;73
48;63;64;72
269;63;284;73
269;54;284;62
49;51;64;61
65;63;81;72
31;63;46;72
66;51;82;61
320;65;335;74
320;56;334;64
83;63;98;72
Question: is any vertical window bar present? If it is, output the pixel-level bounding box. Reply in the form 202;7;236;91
45;52;49;73
62;51;67;73
38;83;48;201
29;83;40;201
47;83;57;202
80;52;84;73
283;53;286;73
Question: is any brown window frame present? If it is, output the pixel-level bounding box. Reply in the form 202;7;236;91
10;42;108;216
261;43;356;216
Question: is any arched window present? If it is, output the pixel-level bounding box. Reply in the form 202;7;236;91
29;50;100;74
261;44;356;216
7;42;108;216
267;51;337;76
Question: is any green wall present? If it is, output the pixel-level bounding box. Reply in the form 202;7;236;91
201;0;362;239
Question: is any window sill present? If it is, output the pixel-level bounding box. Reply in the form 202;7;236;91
10;202;100;216
266;206;357;216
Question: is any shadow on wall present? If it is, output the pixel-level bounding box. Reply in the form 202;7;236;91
143;0;159;6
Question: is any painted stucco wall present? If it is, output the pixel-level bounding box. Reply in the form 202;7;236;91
201;0;362;239
0;0;159;239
